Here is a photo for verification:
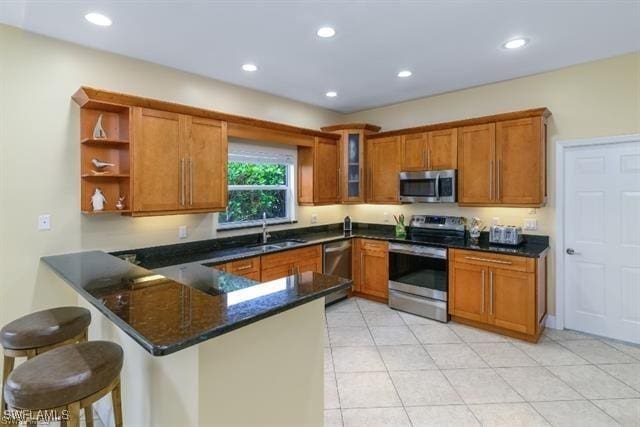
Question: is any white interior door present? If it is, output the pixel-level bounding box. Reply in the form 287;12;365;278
564;140;640;343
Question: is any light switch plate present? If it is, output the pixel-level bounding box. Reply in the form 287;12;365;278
38;214;51;231
383;212;390;223
492;217;500;225
524;218;538;231
178;225;188;239
311;213;318;224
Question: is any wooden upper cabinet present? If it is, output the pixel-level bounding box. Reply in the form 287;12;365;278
132;107;228;215
133;108;183;212
458;123;496;204
298;137;340;205
341;130;366;203
402;129;458;171
428;128;458;170
316;137;340;204
184;116;228;210
496;117;545;205
367;136;401;203
401;132;428;171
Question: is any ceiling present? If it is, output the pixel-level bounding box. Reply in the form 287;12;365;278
2;1;639;113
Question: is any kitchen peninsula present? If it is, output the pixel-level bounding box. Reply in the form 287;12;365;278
42;250;351;426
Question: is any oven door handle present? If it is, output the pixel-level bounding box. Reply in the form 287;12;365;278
389;247;447;259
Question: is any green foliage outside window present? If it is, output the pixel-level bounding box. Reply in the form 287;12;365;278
220;162;290;224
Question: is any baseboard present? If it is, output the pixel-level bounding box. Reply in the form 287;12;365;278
545;315;558;329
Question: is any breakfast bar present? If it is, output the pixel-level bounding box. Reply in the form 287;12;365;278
42;251;351;426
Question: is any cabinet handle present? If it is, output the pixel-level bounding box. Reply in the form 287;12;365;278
189;158;194;206
359;166;363;198
337;167;341;201
497;159;501;201
489;160;493;200
360;252;364;286
428;147;432;169
236;264;252;271
422;148;427;168
481;270;486;313
489;270;494;315
464;256;512;265
180;158;185;206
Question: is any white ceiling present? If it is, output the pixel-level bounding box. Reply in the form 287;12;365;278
2;1;639;113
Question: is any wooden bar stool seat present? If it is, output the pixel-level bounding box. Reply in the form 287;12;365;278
3;341;123;427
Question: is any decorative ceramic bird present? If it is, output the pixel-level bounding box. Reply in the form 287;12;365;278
92;114;107;139
92;158;115;169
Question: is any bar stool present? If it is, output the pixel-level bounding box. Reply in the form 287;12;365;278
1;307;91;415
3;340;123;427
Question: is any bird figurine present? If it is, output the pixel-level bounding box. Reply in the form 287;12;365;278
92;158;115;170
92;114;107;139
115;196;126;210
90;188;107;211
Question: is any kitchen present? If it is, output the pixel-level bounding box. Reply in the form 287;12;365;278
1;2;640;427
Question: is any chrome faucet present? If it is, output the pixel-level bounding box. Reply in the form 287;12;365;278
262;212;271;244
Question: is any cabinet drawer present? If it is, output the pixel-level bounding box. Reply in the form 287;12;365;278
261;264;294;282
229;256;260;274
451;249;534;273
359;239;388;252
261;245;321;269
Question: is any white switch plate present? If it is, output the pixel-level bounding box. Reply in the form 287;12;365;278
492;217;500;225
524;218;538;231
178;225;188;239
38;214;51;231
383;212;390;223
311;213;318;224
528;208;537;215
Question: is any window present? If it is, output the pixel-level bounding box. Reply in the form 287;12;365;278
218;145;295;229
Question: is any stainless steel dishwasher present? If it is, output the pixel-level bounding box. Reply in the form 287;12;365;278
323;240;352;304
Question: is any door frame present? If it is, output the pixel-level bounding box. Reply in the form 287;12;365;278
554;133;640;330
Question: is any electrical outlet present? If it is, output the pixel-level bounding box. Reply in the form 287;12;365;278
178;225;188;239
311;213;318;224
528;208;537;215
383;212;390;223
38;214;51;231
524;218;538;231
492;217;500;226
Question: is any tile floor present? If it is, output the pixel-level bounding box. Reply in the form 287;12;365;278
324;297;640;427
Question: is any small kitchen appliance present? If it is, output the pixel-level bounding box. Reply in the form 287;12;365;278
490;225;524;246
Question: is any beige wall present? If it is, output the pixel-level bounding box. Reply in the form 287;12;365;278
0;25;345;324
344;53;640;315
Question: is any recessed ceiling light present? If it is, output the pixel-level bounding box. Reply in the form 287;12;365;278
242;63;258;72
325;91;338;98
397;70;413;78
85;12;112;27
317;27;336;38
503;38;528;49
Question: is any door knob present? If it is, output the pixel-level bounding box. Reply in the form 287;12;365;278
566;248;579;255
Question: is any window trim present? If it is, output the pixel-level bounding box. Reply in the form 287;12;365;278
217;162;296;230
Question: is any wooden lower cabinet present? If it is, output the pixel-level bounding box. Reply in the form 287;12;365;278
449;249;547;341
353;239;389;301
261;245;322;282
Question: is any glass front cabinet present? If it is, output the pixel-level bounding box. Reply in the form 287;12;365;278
321;124;381;204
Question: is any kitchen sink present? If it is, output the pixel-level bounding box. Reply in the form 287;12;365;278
251;239;307;251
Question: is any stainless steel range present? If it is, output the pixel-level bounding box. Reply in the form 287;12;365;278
388;215;465;322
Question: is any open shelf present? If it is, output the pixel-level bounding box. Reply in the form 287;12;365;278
81;138;129;145
82;209;132;215
79;104;132;214
82;174;130;178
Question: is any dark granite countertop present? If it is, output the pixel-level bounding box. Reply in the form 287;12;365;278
41;251;351;356
115;223;549;270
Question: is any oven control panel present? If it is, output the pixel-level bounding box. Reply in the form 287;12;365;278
410;215;465;231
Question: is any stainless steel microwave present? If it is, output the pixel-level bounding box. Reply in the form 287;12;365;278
399;170;456;203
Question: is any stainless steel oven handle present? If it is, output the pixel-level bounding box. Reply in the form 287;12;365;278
389;244;447;259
